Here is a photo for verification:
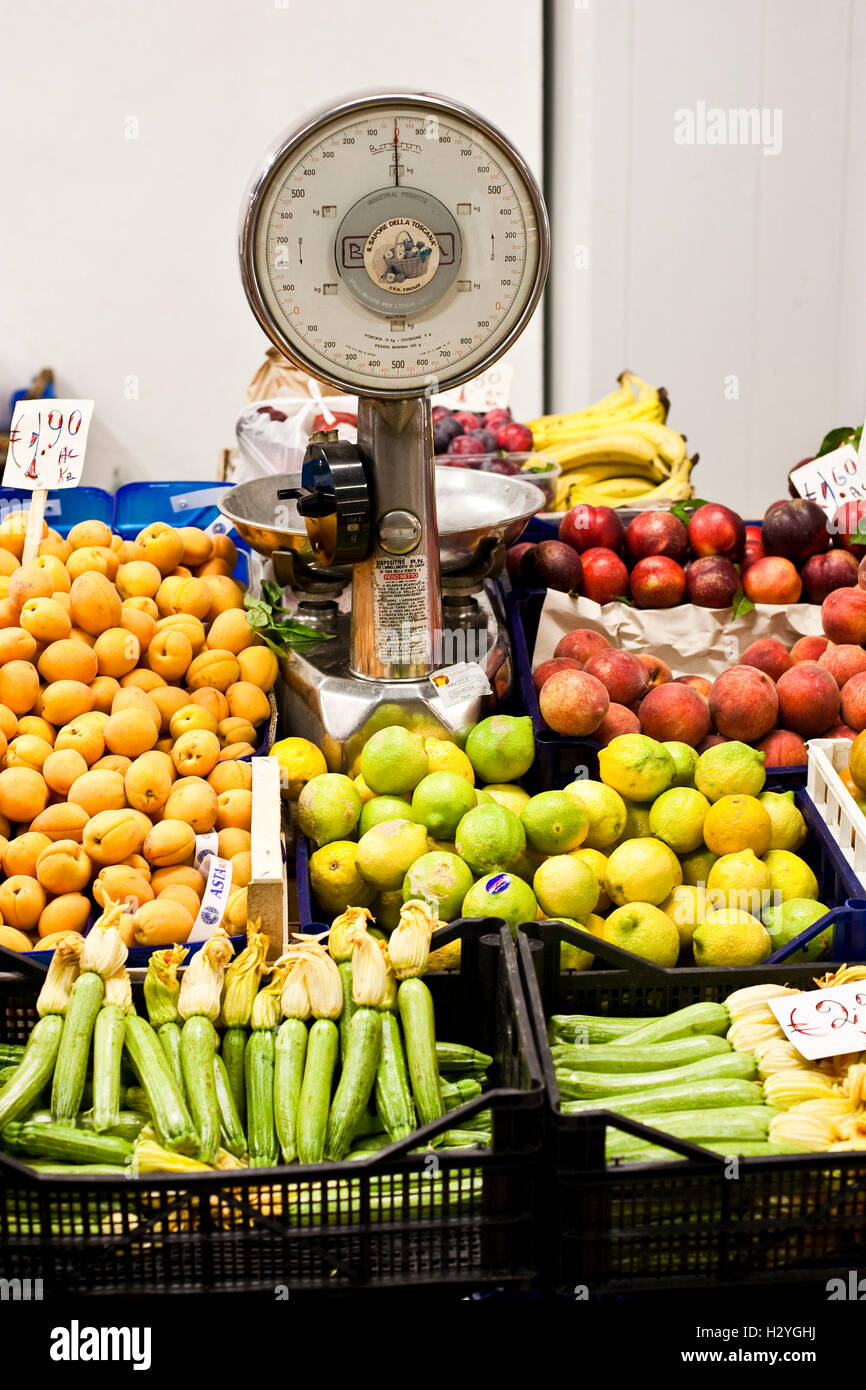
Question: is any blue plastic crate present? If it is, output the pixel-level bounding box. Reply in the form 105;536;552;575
0;486;114;535
113;481;250;583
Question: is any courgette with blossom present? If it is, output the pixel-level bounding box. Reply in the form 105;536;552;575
179;930;235;1164
0;935;83;1129
52;913;128;1122
325;926;387;1160
144;944;188;1099
391;901;445;1128
220;919;269;1126
245;961;289;1167
89;966;132;1133
329;908;373;1058
292;940;343;1164
124;1014;198;1153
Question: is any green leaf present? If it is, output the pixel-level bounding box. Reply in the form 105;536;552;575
816;426;857;459
732;588;755;618
261;580;285;606
245;605;270;630
851;522;866;543
669;498;710;524
612;594;633;607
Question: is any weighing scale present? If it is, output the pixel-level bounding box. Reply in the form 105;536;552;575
224;91;549;770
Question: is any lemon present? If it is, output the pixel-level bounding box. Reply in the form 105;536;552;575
663;741;699;788
758;790;807;852
706;849;773;916
563;779;627;850
465;715;535;783
601;902;680;967
619;799;653;842
269;737;327;800
571;846;610;911
555;918;598;971
762;897;831;962
510;849;545;884
309;841;375;916
297;773;362;847
353;774;376;807
454;802;526;876
356;819;429;891
659;884;705;950
648;787;711;854
359;796;415;837
702;794;772;856
359;726;429;796
372;889;404;931
598;734;676;802
680;845;719;888
692;908;771;966
476;784;531;816
762;850;819;903
411;772;477;840
694;741;766;802
462;871;537;929
533;855;600;922
603;836;681;907
402;851;475;921
423;736;475;785
521;791;589;855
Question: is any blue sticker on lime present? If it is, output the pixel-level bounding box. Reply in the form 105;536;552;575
487;874;511;894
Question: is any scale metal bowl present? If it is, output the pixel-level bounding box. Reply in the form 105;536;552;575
221;466;545;572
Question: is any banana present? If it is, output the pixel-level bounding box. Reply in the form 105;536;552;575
531;397;666;445
612;420;686;467
545;433;659;467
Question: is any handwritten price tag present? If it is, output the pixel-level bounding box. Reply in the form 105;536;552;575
3;399;93;490
435;362;514;413
769;979;866;1060
790;443;866;520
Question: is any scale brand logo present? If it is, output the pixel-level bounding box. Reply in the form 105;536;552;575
674;102;783;157
827;1270;866;1300
0;1277;42;1300
49;1321;152;1370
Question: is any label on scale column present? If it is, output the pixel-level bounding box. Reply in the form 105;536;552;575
373;555;430;664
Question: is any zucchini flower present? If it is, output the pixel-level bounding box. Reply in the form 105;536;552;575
752;1037;811;1080
388;900;440;979
840;1062;866;1106
727;1016;784;1053
144;944;188;1027
36;934;85;1017
329;907;374;963
81;911;129;980
724;983;798;1019
280;950;312;1021
251;961;289;1031
303;942;343;1019
178;929;235;1022
104;967;133;1011
815;964;866;989
220;919;269;1027
350;925;387;1007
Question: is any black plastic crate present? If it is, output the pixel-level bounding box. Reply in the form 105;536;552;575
0;921;544;1296
517;926;866;1293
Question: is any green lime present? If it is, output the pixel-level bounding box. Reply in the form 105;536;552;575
410;772;477;840
648;787;711;855
521;790;588;854
359;796;415;836
359;726;429;795
663;741;699;788
762;897;831;961
372;889;404;931
533;855;599;921
694;741;766;801
462;871;538;929
680;845;719;888
402;851;475;922
356;818;429;890
297;773;362;846
465;715;535;783
563;779;627;850
454;802;526;875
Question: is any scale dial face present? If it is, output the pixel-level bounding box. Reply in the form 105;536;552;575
240;93;548;398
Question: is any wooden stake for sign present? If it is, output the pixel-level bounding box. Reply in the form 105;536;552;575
22;490;47;566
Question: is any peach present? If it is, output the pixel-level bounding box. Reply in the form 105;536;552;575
42;748;88;795
791;635;829;663
146;629;193;682
823;588;866;646
38;638;98;685
707;665;779;742
149;685;188;733
17;715;55;744
206;608;253;655
33;553;71;591
208;760;252;794
35;840;92;894
819;644;866;688
533;657;583;692
40;680;95;726
3;832;52;879
90;675;122;714
68;769;127;817
0;628;36;665
584;650;649;707
204;576;244;622
841;672;866;733
236;647;278;692
120;603;157;650
112;686;162;733
19;597;71;645
826;722;857;742
30;802;89;842
185;649;239;693
104;707;160;757
67;519;113;551
639;683;711;747
136;524;186;576
38;895;91;939
742;556;803;605
637;654;673;688
164;778;218;832
218;716;257;748
171;729;221;778
93;754;133;776
143;819;196;867
216;788;253;832
151;864;205;897
133;898;194;946
69;572;122;636
125;751;175;814
218;828;251;859
83;809;146;865
9;564;54;610
757;729;808;766
229;850;252;888
739;638;793;683
0;766;48;822
777;663;841;737
94;627;140;678
116;560;162;601
0;875;46;930
66;546;119;582
120;669;166;693
226;681;270;726
0;660;39;715
538;669;609;737
5;734;52;773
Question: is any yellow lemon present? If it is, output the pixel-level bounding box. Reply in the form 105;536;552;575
680;845;719;888
761;850;819;903
269;736;327;800
601;902;680;967
758;791;807;852
702;794;772;856
648;787;711;855
533;855;599;922
571;847;610;911
309;840;375;916
563;779;627;850
659;884;706;950
598;734;675;802
692;907;771;967
694;741;766;801
477;783;532;816
706;849;773;916
424;736;475;785
603;836;681;907
353;773;377;807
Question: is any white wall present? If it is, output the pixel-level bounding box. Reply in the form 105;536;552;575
0;0;543;489
548;0;866;518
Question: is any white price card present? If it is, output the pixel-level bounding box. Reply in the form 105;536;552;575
3;399;94;490
769;979;866;1060
434;362;514;413
789;443;866;520
429;661;492;708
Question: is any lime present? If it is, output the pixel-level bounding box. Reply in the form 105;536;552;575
402;850;475;922
758;791;807;852
663;741;699;788
356;818;429;890
659;884;706;950
680;845;719;888
410;772;477;840
619;799;653;842
706;849;773;916
359;796;415;836
309;841;375;916
762;897;831;962
465;715;535;783
694;741;766;801
360;705;410;737
762;850;819;903
269;737;327;800
648;787;711;854
703;794;772;856
601;902;680;967
598;734;675;802
603;836;682;907
521;790;588;855
372;889;404;931
692;908;771;967
571;846;610;911
454;802;526;875
462;871;538;929
533;855;599;921
359;726;429;796
423;736;475;785
510;849;545;884
476;783;532;817
563;779;627;850
297;773;362;846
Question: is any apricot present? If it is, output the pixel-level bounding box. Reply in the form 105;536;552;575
224;886;248;931
204;576;245;622
147;629;193;682
230;850;252;889
151;864;205;897
219;741;256;761
17;716;54;745
169;704;217;740
143;819;196;867
186;649;239;693
20;597;71;644
163;778;218;833
157;883;201;919
4;832;52;879
171;731;221;780
169;578;211;622
136;524;186;577
208;760;252;794
69;572;122;636
38;894;91;939
0;629;36;666
210;535;238;571
6;735;52;773
190;687;229;723
123;594;159;620
112;686;162;732
120;669;166;693
92;755;131;779
67;520;113;551
134;898;194;946
0;549;19;577
0;660;39;715
43;748;89;796
122;854;152;882
0;875;46;931
68;769;127;818
38;638;98;685
9;563;54;610
155;613;206;653
89;675;121;714
66;546;119;583
84;809;146;865
53;718;104;766
30;802;89;842
0;766;48;822
226;681;271;726
69;627;96;647
196;558;233;579
0;511;42;560
175;527;212;568
33;553;71;591
216;788;252;832
125;751;175;814
237;647;279;692
104;707;160;757
116;560;162;601
155;576;184;617
206;609;253;655
149;685;188;733
120;603;157;650
93;865;154;912
115;540;146;565
0;705;16;741
218;716;258;749
36;840;92;894
91;627;139;679
0;598;20;628
217;828;250;860
40;680;95;726
0;925;35;951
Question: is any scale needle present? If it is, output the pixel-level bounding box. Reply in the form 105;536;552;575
490;234;495;261
394;119;400;187
298;237;303;265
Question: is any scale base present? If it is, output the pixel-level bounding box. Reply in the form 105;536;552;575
275;583;512;773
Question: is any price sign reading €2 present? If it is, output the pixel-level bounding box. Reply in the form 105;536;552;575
769;979;866;1061
4;399;94;490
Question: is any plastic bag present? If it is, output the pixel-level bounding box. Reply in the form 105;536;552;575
235;379;357;483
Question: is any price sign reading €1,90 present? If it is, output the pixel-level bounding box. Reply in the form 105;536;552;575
3;399;94;490
769;979;866;1061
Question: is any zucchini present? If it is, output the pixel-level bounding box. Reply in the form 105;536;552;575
441;1077;483;1106
550;1035;732;1072
428;1128;491;1149
611;1139;810;1164
399;979;444;1126
124;1085;151;1117
81;1109;147;1144
0;1042;25;1067
274;1018;307;1164
22;1160;129;1175
326;1008;383;1161
609;1003;729;1048
245;1030;277;1167
221;1027;247;1127
4;1120;132;1166
550;1014;657;1045
347;1132;391;1159
51;971;104;1121
555;1051;756;1100
0;1016;64;1131
91;1004;127;1133
157;1022;185;1101
338;961;356;1060
297;1019;339;1164
562;1078;765;1118
435;1042;493;1071
453;1108;493;1133
181;1015;221;1165
605;1105;777;1156
124;1013;197;1154
214;1053;246;1157
355;1106;384;1137
375;1013;415;1141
